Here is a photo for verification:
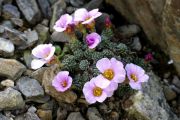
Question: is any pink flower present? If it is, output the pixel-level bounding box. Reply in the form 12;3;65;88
125;63;149;90
145;53;153;62
52;71;72;92
96;58;126;88
86;32;101;49
74;8;102;24
31;44;55;69
53;14;73;32
83;77;109;104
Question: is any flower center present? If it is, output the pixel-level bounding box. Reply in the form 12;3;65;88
93;87;102;97
103;69;114;80
130;74;138;82
86;38;94;46
61;80;67;87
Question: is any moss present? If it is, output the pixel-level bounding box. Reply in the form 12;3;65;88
79;60;90;71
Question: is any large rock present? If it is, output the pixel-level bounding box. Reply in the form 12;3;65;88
0;87;25;110
16;0;41;24
37;0;51;19
0;37;14;57
42;65;77;104
123;72;179;120
0;58;26;80
66;112;85;120
105;0;180;75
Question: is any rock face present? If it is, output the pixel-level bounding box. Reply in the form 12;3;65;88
0;87;25;110
123;72;179;120
42;65;77;104
105;0;180;75
0;58;26;80
16;0;41;24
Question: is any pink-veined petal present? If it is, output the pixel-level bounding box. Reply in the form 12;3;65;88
96;58;111;73
31;59;46;69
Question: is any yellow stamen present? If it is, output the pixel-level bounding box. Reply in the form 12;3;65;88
130;74;138;82
103;69;114;80
61;80;67;87
93;87;102;97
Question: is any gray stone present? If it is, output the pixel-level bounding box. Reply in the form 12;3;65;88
24;29;38;47
0;87;25;110
0;113;10;120
67;112;85;120
35;24;49;44
130;37;142;51
87;107;103;120
170;85;180;94
66;6;75;14
10;18;23;27
4;26;27;46
84;0;103;11
16;0;41;24
163;86;177;101
117;24;141;38
37;0;51;19
23;50;33;68
30;67;47;84
124;71;179;120
0;58;26;80
70;0;84;7
51;31;70;43
50;0;66;32
56;107;67;120
2;4;20;19
0;37;14;57
172;76;180;88
15;112;40;120
17;77;44;99
42;65;77;104
28;106;37;113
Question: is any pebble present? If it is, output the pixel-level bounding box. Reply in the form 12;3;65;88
0;79;14;87
10;18;23;27
51;31;71;43
0;113;10;120
23;50;33;68
130;37;142;51
66;112;85;120
0;87;25;110
17;77;44;100
2;4;20;19
28;106;37;113
0;58;26;80
0;37;14;57
163;86;177;101
16;0;41;24
37;0;51;19
56;107;67;120
170;85;180;94
70;0;84;7
36;109;52;120
87;107;103;120
172;76;180;88
24;29;38;47
15;111;40;120
35;24;49;44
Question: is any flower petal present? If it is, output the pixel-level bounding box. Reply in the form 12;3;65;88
95;91;107;103
94;75;111;89
89;9;102;18
96;58;111;73
74;8;88;22
129;82;142;90
31;59;46;69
